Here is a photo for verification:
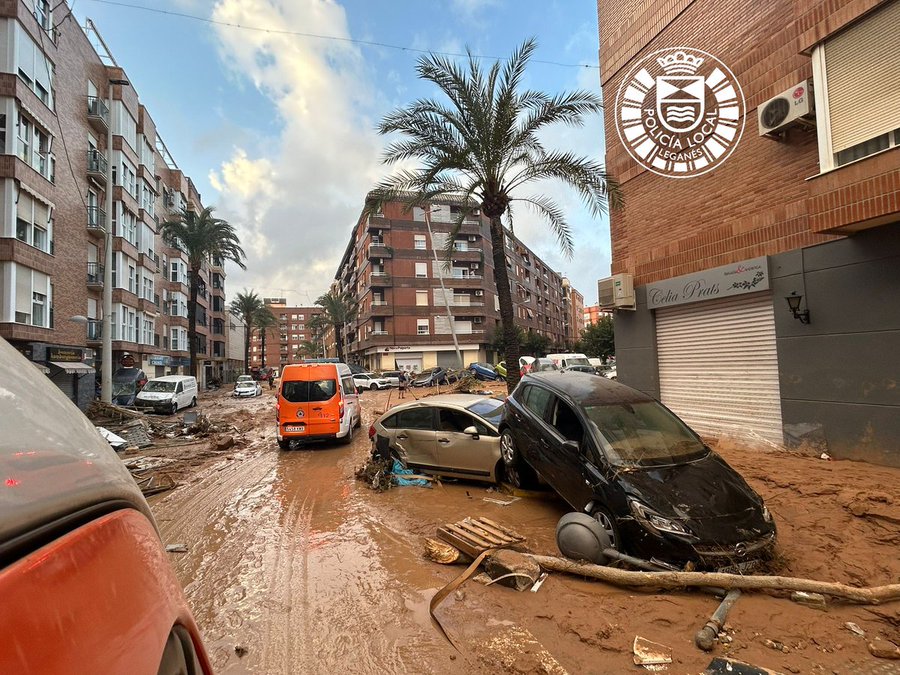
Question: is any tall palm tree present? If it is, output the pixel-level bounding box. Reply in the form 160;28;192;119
316;290;358;362
161;206;246;377
253;306;278;369
229;289;263;373
369;38;621;391
306;314;328;358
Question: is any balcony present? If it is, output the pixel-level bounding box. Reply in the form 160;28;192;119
87;149;108;181
86;263;104;288
368;241;392;259
87;96;110;132
372;329;389;336
86;320;102;344
369;272;391;286
86;207;106;236
367;215;389;232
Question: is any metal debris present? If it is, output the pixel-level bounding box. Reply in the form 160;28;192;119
633;635;673;667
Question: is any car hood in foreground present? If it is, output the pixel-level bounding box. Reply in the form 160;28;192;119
617;453;771;542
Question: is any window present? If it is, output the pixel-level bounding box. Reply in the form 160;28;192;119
438;408;477;433
0;113;6;151
341;376;356;395
281;379;336;403
128;264;136;294
397;408;434;430
417;319;429;335
415;262;427;278
814;1;900;170
522;385;553;420
121;159;137;199
549;399;584;444
414;234;426;250
15;24;54;110
115;102;138;151
31;292;45;326
13;191;52;253
416;290;428;306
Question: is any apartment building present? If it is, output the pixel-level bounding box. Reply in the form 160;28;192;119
225;308;245;380
248;298;324;369
332;195;578;373
583;304;612;327
597;0;899;464
568;285;585;338
0;3;225;406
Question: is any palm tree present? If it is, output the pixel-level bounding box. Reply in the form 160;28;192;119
253;306;278;369
306;313;328;358
161;206;246;377
229;289;263;373
369;38;621;391
316;290;358;362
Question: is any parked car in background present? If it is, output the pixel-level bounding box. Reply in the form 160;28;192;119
371;395;505;482
562;364;597;374
134;376;198;415
237;374;254;383
469;362;500;381
233;378;262;397
379;370;402;387
519;356;536;375
588;357;604;372
353;372;392;391
498;372;776;569
276;362;361;449
0;338;213;674
602;366;617;381
494;361;507;378
530;358;560;374
546;352;592;370
412;367;448;387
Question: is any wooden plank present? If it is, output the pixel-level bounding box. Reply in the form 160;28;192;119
479;517;523;540
436;526;481;558
445;523;493;549
466;518;519;543
456;521;506;546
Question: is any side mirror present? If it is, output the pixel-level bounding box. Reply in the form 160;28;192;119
562;440;580;454
463;425;480;439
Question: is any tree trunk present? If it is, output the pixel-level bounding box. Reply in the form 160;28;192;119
488;217;521;393
525;554;900;605
335;321;345;362
243;323;250;374
260;324;267;368
187;268;198;378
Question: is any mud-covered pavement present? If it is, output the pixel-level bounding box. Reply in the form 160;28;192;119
149;387;900;674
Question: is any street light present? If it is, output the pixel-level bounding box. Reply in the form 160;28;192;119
102;78;129;403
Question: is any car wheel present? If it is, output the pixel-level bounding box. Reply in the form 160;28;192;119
591;506;620;551
499;430;538;489
191;397;197;408
278;439;291;450
170;401;178;415
341;423;354;445
370;383;378;391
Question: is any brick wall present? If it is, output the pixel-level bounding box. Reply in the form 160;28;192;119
597;0;900;286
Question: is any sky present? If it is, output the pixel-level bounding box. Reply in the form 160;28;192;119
72;0;610;307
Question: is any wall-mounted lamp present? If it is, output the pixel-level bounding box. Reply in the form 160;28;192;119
785;292;810;324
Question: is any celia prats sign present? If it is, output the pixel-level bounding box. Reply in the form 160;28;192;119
647;257;769;309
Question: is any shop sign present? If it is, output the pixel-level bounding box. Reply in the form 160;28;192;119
647;256;769;309
383;346;412;352
48;347;84;362
148;355;171;366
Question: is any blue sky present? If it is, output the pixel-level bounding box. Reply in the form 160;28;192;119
73;0;609;306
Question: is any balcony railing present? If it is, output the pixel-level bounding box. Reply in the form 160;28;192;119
87;149;108;178
87;206;106;233
86;320;102;342
86;96;110;129
86;263;104;287
372;330;389;336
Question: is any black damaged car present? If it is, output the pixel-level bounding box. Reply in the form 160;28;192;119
499;372;776;570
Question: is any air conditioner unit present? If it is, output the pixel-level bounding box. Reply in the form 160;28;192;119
474;290;484;297
598;273;635;310
758;79;814;138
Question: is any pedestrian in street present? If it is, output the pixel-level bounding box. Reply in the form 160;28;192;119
268;370;276;390
398;370;407;399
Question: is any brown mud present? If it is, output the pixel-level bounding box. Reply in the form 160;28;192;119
149;387;900;674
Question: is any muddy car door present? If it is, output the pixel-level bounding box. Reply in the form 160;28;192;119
392;407;439;472
435;407;498;479
516;384;556;477
544;396;596;509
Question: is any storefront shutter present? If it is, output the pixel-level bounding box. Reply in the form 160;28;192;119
825;0;900;153
656;292;784;444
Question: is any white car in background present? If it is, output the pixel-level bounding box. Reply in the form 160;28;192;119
353;372;392;391
233;378;262;397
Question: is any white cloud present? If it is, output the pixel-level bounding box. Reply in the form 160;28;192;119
449;0;500;19
207;0;383;303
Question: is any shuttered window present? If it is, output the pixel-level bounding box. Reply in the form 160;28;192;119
825;0;900;153
656;293;783;445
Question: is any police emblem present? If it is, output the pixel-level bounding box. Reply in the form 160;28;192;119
615;48;745;178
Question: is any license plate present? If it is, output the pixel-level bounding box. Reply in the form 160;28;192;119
285;425;305;433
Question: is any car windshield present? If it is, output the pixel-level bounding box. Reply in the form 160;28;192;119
584;401;708;467
533;359;558;372
282;379;336;403
112;381;136;396
566;357;591;367
467;398;504;426
237;376;253;382
143;381;176;393
236;382;255;388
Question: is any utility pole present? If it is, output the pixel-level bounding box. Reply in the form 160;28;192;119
424;206;463;369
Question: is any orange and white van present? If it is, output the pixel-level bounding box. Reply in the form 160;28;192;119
276;362;361;449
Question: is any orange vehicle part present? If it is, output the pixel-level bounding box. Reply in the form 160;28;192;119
0;509;212;675
278;363;342;439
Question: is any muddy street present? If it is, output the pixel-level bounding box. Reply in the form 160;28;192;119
149;388;900;674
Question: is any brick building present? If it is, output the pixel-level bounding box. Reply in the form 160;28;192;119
0;3;226;406
333;195;579;373
597;0;899;464
568;285;585;338
583;304;612;327
248;298;324;370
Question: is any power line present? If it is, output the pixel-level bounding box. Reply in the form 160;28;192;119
82;0;601;70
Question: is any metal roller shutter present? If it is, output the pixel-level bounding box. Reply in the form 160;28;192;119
656;292;783;444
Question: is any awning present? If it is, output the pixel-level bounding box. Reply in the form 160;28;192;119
48;361;96;375
32;362;51;374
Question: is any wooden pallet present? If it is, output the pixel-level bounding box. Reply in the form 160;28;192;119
436;516;526;558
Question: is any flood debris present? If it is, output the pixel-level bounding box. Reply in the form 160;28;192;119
436;516;526;558
530;572;548;593
703;657;782;674
633;635;673;668
234;645;248;658
483;549;540;591
482;496;519;506
868;637;900;660
790;590;826;609
424;538;473;565
134;473;177;497
844;622;865;637
165;544;188;553
97;426;128;451
695;590;741;651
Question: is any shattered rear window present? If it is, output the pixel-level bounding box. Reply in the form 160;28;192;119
282;379;336;403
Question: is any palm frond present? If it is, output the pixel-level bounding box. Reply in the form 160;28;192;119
518;195;574;258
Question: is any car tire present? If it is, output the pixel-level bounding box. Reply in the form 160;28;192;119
191;397;197;408
169;401;178;415
499;430;538;489
341;423;354;445
590;505;620;551
370;383;378;391
278;439;291;450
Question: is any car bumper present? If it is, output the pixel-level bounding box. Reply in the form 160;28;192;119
232;391;257;397
135;402;173;412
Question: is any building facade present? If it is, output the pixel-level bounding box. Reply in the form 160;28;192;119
597;0;900;465
0;3;225;407
248;298;324;370
568;286;585;338
333;196;578;373
583;304;612;327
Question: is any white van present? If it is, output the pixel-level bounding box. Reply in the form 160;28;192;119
546;353;592;370
135;375;198;414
